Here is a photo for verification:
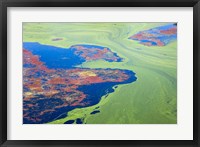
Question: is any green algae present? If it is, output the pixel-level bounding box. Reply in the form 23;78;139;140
23;22;177;124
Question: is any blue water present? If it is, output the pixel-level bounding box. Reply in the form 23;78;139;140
146;23;177;45
23;42;85;69
77;69;136;108
76;118;83;124
140;40;157;46
70;44;123;62
91;110;100;115
64;120;74;124
23;97;76;124
23;42;123;67
134;23;177;46
152;23;176;31
23;42;137;124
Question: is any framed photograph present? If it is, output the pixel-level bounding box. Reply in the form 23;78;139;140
0;0;199;146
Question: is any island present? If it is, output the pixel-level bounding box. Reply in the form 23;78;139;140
129;23;177;46
23;42;137;124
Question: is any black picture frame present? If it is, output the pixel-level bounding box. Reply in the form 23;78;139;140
0;0;199;146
